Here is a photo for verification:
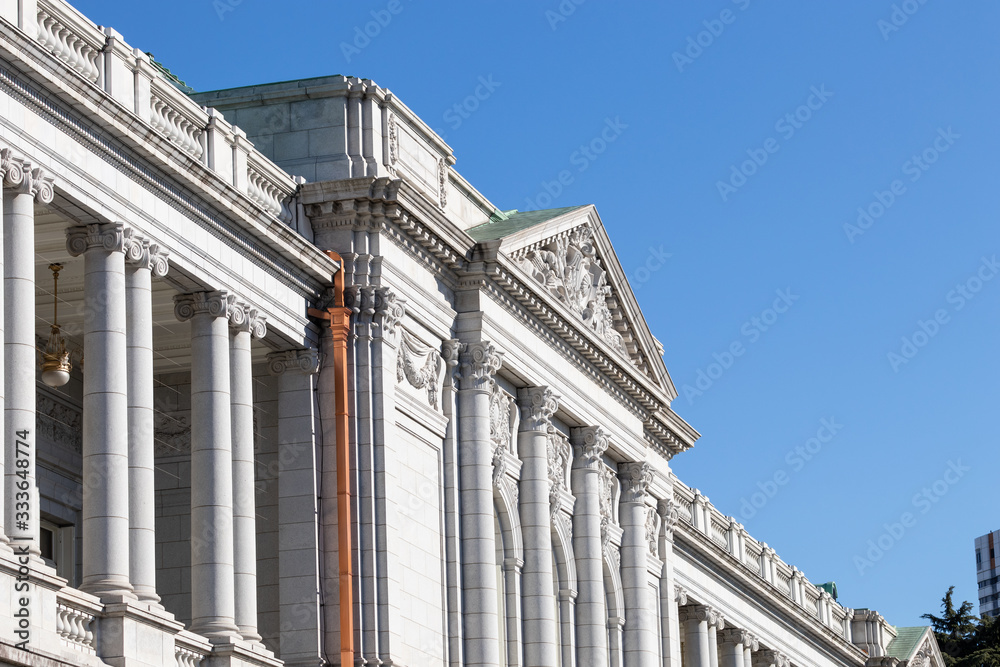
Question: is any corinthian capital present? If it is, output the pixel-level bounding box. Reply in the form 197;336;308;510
517;386;558;432
173;290;235;321
67;222;134;256
229;301;267;339
720;627;758;649
657;497;678;542
618;461;653;504
125;234;170;277
374;287;405;343
268;348;321;376
571;426;609;465
457;341;502;393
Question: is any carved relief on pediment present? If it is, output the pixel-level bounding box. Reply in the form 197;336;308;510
517;226;625;353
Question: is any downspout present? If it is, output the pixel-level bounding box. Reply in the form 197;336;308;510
309;250;354;667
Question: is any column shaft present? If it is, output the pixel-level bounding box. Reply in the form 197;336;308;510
125;244;165;605
570;426;610;667
457;341;503;667
619;462;659;665
67;223;133;597
5;187;38;551
177;291;240;639
231;316;262;642
680;611;710;667
517;387;559;667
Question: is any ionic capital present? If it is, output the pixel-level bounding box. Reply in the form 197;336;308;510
754;649;791;667
1;150;55;203
571;426;609;465
67;222;133;256
457;341;502;393
229;301;267;339
618;461;653;504
720;627;758;649
125;234;170;277
174;290;235;322
516;386;558;432
678;604;722;627
268;348;320;376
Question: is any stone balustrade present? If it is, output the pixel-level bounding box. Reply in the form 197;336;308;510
671;476;853;639
28;0;298;227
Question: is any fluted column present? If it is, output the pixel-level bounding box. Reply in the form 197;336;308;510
456;341;503;667
175;291;240;639
125;236;168;605
720;628;757;667
569;426;610;667
5;160;53;555
231;303;266;642
618;461;659;666
516;386;559;667
679;605;712;667
269;348;323;666
67;222;134;598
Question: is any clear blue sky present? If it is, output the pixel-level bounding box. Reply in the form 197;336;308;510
73;0;999;628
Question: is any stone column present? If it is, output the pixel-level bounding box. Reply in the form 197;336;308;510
174;291;240;639
66;222;133;597
720;629;756;667
5;162;53;554
618;461;659;666
231;303;266;642
659;502;682;667
741;631;759;667
456;341;503;667
679;605;711;667
125;236;168;605
269;348;323;666
708;608;725;667
516;386;559;667
569;426;610;667
0;147;18;551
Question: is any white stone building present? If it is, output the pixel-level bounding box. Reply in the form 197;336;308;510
0;1;948;666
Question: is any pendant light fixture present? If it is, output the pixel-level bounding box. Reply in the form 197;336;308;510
40;263;72;387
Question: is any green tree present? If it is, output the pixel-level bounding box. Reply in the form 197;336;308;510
923;587;1000;667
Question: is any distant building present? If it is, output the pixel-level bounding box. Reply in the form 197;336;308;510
976;530;1000;618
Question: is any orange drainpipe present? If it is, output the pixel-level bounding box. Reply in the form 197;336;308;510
308;250;354;667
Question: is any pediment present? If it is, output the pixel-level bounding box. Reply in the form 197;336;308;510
472;205;676;400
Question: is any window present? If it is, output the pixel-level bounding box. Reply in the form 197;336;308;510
39;519;75;585
978;550;983;568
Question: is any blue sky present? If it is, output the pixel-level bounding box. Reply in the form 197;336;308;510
73;0;999;627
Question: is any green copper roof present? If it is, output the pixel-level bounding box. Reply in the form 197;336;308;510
886;627;928;660
466;206;585;242
146;54;195;94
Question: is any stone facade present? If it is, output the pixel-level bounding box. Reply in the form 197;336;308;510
0;1;948;667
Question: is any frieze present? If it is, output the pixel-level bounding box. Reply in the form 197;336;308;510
396;329;444;409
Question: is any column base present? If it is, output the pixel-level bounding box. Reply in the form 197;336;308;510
204;637;281;667
237;626;263;643
190;619;243;642
79;576;137;603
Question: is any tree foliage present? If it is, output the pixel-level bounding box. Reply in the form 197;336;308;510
924;587;1000;667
